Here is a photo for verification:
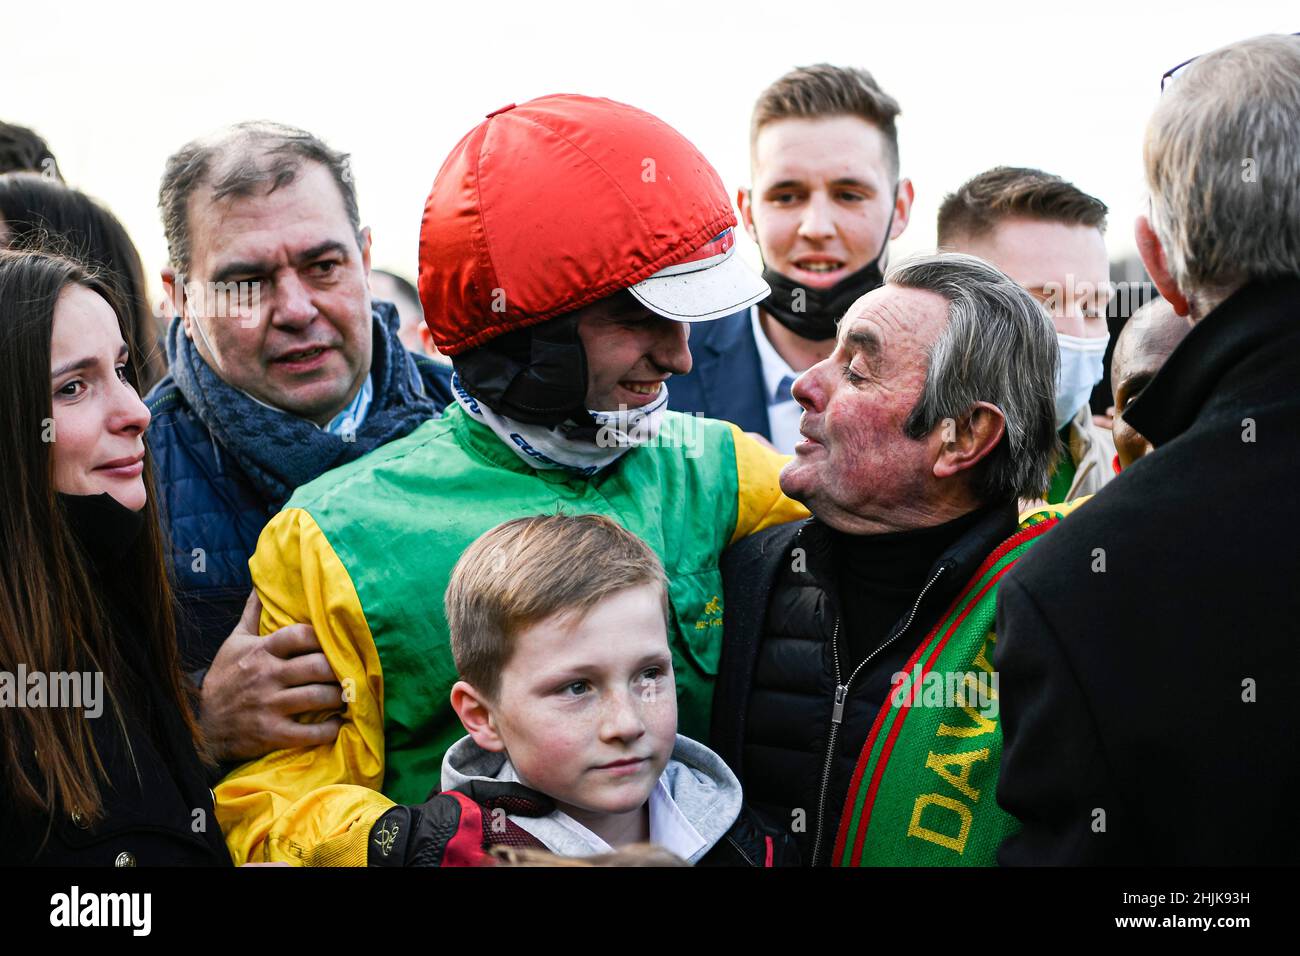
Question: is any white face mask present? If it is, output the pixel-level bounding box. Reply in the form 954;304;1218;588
452;373;670;476
1055;332;1109;430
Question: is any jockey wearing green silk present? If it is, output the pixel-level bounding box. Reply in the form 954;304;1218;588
213;94;807;866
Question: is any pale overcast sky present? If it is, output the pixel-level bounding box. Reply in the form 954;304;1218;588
5;0;1293;304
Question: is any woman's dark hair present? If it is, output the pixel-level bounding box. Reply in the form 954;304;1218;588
0;248;203;826
0;122;60;179
0;174;165;390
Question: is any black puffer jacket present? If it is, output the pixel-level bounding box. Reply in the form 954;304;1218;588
711;504;1018;865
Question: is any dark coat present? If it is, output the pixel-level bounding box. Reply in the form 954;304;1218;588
668;307;771;438
711;504;1019;865
382;780;799;867
145;303;453;674
995;276;1300;866
0;494;231;867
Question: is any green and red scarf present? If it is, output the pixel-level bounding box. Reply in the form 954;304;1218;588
832;511;1061;867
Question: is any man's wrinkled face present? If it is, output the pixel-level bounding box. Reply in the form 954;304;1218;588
176;160;373;425
949;218;1110;337
780;284;950;531
743;115;904;290
486;583;677;825
573;292;691;412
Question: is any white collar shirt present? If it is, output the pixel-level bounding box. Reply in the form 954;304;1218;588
750;307;803;455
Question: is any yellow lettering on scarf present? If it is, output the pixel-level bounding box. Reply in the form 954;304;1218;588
972;631;996;675
937;675;996;738
906;627;1002;855
923;748;990;801
907;794;973;853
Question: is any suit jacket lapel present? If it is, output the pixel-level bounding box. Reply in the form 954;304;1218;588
695;309;771;438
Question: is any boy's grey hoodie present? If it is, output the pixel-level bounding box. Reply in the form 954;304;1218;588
441;733;743;864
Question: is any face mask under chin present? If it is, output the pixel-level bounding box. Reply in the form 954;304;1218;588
755;192;898;340
759;258;887;340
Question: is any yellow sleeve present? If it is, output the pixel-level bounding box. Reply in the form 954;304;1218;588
727;423;810;546
214;507;393;866
1018;494;1093;526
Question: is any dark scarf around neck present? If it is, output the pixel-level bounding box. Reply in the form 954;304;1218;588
166;299;437;503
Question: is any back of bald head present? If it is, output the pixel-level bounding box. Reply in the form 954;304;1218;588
1111;298;1191;386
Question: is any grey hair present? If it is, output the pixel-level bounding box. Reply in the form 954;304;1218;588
158;121;361;275
890;252;1060;503
1145;34;1300;307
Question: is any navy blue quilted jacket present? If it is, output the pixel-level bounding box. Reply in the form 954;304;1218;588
146;309;453;676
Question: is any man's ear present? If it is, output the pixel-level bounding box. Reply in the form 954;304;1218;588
737;187;759;244
450;680;505;752
161;267;194;340
359;226;373;278
933;401;1006;480
890;177;915;241
1135;215;1189;317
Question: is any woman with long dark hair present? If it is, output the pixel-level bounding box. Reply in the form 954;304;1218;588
0;248;229;865
0;173;166;390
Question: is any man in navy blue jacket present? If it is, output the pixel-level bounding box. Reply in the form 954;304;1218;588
670;64;913;452
147;122;452;762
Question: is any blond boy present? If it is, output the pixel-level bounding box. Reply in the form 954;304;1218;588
369;515;794;866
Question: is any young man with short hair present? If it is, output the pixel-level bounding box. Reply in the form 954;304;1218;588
670;64;914;453
938;166;1114;502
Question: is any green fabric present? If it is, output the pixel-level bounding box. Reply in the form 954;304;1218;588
1045;425;1076;504
832;512;1059;866
283;404;741;805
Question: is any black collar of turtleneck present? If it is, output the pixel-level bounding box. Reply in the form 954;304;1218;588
799;500;1019;605
832;503;999;592
58;492;146;566
1125;276;1300;447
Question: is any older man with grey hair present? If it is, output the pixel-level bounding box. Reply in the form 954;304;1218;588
146;122;454;763
711;251;1063;866
995;33;1300;865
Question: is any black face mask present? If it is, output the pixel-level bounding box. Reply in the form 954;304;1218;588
757;191;897;341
